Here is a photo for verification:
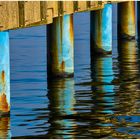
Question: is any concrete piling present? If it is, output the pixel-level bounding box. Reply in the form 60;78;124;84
0;31;10;116
90;4;112;55
118;1;136;40
47;15;74;79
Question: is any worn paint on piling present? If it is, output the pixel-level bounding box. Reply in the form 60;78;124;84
47;15;74;78
0;94;9;113
0;31;10;115
118;1;136;40
90;4;112;54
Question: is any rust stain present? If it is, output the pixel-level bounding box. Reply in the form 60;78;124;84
70;14;74;45
0;117;10;139
0;93;9;112
1;70;5;85
61;60;65;72
0;71;9;113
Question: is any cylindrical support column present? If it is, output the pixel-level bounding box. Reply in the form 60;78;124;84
0;31;10;116
118;1;136;40
90;4;112;55
47;15;74;79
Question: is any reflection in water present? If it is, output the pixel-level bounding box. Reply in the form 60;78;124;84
114;40;140;138
91;55;115;115
0;117;11;139
118;40;139;115
90;55;116;138
47;79;77;139
10;13;140;138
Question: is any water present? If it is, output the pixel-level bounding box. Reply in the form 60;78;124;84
0;9;140;139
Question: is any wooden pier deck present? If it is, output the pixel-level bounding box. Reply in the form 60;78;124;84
0;1;114;31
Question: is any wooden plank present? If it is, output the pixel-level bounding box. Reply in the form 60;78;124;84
46;1;58;17
24;1;41;26
18;2;25;27
0;1;120;31
46;9;53;24
40;1;58;19
0;2;19;31
77;1;87;11
63;1;74;15
90;1;99;8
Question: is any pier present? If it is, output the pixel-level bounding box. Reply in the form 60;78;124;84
0;1;138;117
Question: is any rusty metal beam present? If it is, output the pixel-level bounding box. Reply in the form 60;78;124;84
47;15;74;79
118;1;136;40
0;31;10;117
90;4;112;55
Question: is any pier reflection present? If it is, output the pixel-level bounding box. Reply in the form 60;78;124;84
0;117;10;139
91;55;115;115
89;55;116;138
47;78;77;139
113;40;140;138
117;40;139;115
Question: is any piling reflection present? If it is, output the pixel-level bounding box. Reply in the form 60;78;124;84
117;40;139;115
91;55;115;115
89;55;116;138
113;40;140;138
0;117;11;139
47;78;77;139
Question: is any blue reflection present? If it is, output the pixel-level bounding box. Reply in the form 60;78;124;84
47;78;76;139
91;55;115;115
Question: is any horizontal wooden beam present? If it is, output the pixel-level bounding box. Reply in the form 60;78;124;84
0;1;106;31
0;1;127;31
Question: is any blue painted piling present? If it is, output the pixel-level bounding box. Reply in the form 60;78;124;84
47;15;74;78
90;4;112;55
0;31;10;116
118;1;136;40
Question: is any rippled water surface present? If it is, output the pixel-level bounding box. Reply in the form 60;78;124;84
0;10;140;139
